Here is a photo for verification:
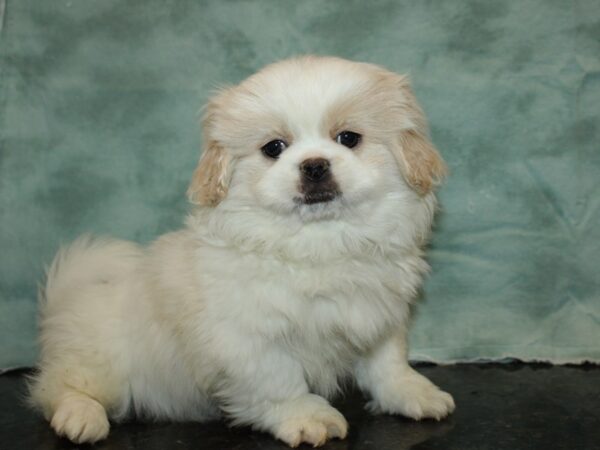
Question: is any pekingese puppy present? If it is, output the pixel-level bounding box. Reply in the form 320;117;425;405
30;56;454;447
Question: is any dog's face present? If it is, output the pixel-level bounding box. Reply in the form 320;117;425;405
187;56;445;222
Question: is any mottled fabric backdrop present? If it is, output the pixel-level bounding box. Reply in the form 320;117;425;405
1;0;599;369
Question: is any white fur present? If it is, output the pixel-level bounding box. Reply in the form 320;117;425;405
30;56;454;447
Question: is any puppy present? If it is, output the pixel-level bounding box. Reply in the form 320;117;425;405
30;56;454;447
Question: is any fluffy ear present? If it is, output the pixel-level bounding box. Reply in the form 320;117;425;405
397;128;447;195
187;136;233;206
187;94;234;206
393;80;447;195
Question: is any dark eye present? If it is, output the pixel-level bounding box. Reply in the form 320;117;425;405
261;139;287;159
335;131;361;149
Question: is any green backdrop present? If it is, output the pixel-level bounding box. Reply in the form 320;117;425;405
1;0;599;369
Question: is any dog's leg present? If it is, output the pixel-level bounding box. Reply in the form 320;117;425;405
29;357;123;443
355;329;455;420
48;390;110;444
215;344;347;447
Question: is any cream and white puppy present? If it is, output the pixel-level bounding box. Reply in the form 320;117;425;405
30;56;454;447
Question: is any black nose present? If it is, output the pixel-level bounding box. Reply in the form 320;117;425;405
300;158;330;182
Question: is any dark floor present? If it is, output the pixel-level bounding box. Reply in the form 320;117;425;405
1;364;599;450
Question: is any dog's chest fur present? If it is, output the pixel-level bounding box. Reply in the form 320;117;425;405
194;239;423;396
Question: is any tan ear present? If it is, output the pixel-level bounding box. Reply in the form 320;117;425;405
397;128;447;195
186;140;232;206
394;81;447;195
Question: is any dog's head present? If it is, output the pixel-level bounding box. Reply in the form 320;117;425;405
187;56;445;222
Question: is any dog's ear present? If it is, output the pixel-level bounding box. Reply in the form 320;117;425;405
187;140;232;206
187;99;233;206
392;77;447;195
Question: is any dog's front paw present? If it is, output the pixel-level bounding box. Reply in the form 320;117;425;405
368;370;455;421
272;395;348;448
50;393;110;444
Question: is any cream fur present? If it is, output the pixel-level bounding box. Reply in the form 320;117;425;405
30;56;454;447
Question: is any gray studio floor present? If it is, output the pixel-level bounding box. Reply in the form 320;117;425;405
1;363;598;450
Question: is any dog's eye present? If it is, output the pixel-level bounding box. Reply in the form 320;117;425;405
261;139;287;159
335;131;361;149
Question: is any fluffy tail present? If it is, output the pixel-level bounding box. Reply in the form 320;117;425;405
40;234;142;312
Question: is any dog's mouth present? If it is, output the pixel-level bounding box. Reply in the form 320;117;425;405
299;190;339;205
292;188;343;220
296;178;341;205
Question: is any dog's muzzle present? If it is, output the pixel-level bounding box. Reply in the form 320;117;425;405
298;158;340;204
